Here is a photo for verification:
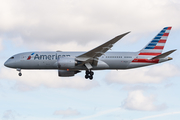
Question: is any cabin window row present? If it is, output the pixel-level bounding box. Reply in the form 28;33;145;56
104;56;132;58
105;56;122;58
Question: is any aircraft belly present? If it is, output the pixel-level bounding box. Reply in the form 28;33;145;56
128;62;156;69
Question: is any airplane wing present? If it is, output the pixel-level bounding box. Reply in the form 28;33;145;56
75;32;130;69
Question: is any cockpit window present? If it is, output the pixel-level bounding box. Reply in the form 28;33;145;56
10;57;14;59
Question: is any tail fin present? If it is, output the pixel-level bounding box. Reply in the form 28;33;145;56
139;27;172;57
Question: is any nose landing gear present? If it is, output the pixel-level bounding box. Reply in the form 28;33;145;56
18;73;22;76
16;68;22;76
85;70;94;80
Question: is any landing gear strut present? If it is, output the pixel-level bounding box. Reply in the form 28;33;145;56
85;70;94;80
16;68;22;76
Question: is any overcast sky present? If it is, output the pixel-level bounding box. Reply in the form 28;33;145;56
0;0;180;120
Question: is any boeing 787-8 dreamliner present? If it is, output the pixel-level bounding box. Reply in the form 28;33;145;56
4;27;176;80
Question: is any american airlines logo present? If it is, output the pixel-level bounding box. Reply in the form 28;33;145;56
30;53;70;60
27;53;35;60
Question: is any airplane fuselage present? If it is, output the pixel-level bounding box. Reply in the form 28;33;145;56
4;51;170;70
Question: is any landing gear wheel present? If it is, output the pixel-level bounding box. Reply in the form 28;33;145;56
85;75;89;79
16;68;22;77
89;75;93;80
18;73;22;76
90;71;94;76
85;70;94;80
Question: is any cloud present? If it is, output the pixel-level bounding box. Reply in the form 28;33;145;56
0;68;99;91
134;111;180;120
123;90;167;111
73;108;121;120
105;63;180;84
0;38;3;51
122;85;156;91
164;83;173;88
54;108;80;117
0;0;180;50
11;36;24;47
38;40;102;51
2;110;15;120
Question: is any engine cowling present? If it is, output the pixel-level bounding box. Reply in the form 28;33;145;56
58;70;75;77
58;57;76;69
58;70;81;77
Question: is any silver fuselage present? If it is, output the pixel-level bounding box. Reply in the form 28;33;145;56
4;51;170;70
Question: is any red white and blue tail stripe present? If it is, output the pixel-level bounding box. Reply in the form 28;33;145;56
139;27;172;58
130;27;172;66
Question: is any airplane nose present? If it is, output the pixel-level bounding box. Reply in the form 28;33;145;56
4;60;10;67
4;61;8;67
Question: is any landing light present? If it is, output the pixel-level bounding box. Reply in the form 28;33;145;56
168;57;173;60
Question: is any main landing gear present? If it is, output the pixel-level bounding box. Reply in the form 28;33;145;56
16;68;22;76
85;70;94;80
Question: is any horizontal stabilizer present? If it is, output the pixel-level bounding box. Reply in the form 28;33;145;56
150;49;177;60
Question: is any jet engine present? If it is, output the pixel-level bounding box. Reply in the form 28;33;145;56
57;58;80;77
58;70;81;77
58;57;76;69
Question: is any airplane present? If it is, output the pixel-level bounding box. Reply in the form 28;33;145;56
4;27;176;80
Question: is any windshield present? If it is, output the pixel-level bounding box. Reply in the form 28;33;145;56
10;57;14;59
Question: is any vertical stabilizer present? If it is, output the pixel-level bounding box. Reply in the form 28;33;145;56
138;27;172;58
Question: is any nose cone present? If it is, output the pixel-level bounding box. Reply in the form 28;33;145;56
4;59;15;68
4;60;10;67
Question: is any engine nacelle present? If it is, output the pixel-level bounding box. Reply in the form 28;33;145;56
58;70;75;77
58;57;76;69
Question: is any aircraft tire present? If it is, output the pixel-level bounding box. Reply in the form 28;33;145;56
86;71;90;75
90;71;94;75
85;75;89;79
89;76;93;80
18;73;22;76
